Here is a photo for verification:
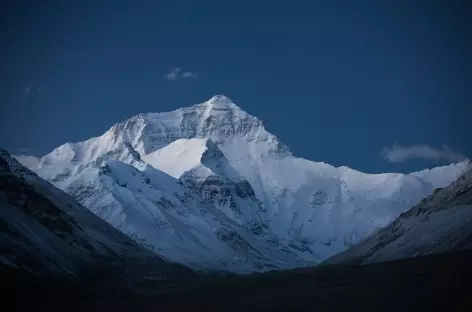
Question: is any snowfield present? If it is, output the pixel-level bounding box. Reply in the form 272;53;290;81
15;94;471;272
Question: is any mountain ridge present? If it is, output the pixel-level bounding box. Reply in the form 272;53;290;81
323;167;472;265
0;148;197;290
13;94;471;272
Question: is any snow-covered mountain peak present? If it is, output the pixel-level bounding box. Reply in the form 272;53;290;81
11;95;471;273
200;94;250;119
28;95;291;177
206;94;237;109
198;94;244;116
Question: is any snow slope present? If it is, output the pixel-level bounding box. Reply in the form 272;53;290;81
142;138;210;179
144;138;265;227
40;143;310;273
17;94;471;271
0;149;194;286
323;168;472;265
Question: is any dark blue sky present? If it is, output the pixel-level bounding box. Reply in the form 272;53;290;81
1;0;470;173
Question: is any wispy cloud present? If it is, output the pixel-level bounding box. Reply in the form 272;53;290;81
13;148;40;169
23;87;43;100
163;68;198;81
13;155;41;169
381;143;467;164
181;71;197;79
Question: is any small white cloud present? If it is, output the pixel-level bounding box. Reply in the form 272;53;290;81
23;87;43;99
163;68;181;80
19;147;32;153
13;155;41;169
163;68;198;81
181;71;197;79
381;143;467;164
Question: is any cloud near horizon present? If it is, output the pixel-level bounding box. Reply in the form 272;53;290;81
13;154;41;169
163;68;198;81
381;144;468;164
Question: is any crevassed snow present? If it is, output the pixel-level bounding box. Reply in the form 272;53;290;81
15;94;471;272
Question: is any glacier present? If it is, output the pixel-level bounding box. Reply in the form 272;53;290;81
16;94;471;273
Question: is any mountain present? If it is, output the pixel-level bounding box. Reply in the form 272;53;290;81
17;94;471;272
323;168;472;265
29;139;310;273
143;138;268;230
0;149;196;296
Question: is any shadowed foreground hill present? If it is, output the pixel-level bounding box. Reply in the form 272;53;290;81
0;149;198;302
